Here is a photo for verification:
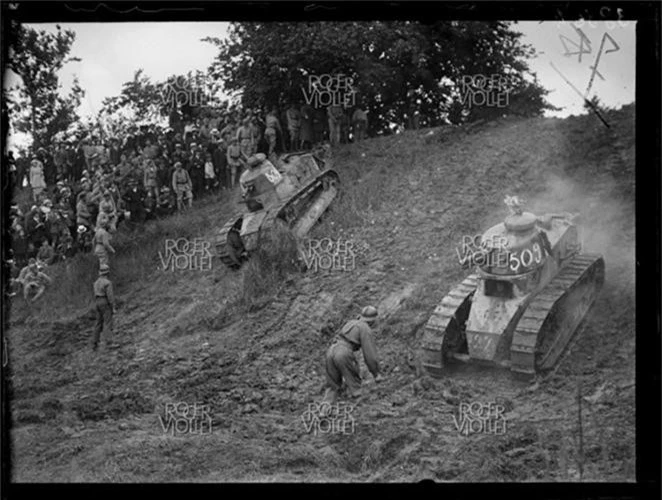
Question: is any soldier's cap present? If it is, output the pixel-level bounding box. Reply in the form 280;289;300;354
174;161;183;168
360;306;379;323
99;264;110;275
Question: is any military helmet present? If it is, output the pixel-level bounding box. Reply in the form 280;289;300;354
360;306;378;323
99;264;110;275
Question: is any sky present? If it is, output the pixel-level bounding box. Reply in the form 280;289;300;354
5;20;635;150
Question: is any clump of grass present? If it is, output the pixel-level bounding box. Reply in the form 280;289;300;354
240;222;302;309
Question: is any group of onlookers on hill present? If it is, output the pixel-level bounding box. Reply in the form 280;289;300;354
7;100;370;303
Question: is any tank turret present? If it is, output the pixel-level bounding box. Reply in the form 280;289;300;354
420;195;604;378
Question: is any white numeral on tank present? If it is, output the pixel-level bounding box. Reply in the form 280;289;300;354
509;253;520;272
520;249;533;267
532;242;543;262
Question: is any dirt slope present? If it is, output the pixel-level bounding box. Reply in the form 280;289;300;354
8;106;635;482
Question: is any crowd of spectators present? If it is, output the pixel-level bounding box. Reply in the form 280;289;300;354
6;101;370;282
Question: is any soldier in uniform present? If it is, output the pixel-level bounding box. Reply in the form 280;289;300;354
93;215;115;268
92;264;116;352
322;306;384;405
171;161;193;211
16;258;52;302
226;137;244;188
327;104;344;146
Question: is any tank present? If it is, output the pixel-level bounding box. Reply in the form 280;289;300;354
216;147;340;268
420;196;605;379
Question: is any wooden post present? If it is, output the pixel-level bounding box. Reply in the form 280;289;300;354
577;380;585;480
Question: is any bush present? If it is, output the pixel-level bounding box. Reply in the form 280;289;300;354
240;221;301;309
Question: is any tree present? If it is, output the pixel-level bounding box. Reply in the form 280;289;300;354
204;21;556;134
6;22;84;150
98;69;225;136
100;69;167;124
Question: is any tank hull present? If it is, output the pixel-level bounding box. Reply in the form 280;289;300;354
216;152;339;269
420;254;604;379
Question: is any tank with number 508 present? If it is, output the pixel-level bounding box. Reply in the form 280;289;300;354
420;196;605;379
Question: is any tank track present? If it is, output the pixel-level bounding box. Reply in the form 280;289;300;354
216;215;246;269
420;274;479;377
216;169;339;269
510;254;605;378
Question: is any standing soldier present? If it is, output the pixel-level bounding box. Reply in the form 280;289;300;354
226;137;244;188
237;116;256;160
29;159;46;203
143;159;160;204
92;264;116;352
286;102;301;152
300;103;314;150
322;306;384;405
171;161;193;211
352;105;369;142
93;216;115;268
327;104;344;146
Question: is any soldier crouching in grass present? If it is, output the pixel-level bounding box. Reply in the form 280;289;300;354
322;306;384;408
16;258;52;303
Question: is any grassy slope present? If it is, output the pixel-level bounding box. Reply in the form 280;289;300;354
8;105;635;482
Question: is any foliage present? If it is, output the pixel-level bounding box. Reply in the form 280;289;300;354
97;68;226;137
204;21;556;133
6;22;84;150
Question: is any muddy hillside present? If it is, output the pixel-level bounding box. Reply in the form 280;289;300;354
8;105;635;482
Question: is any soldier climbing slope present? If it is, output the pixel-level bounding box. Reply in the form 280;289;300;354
322;306;384;406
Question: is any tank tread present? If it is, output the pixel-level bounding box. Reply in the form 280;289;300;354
216;214;247;269
421;274;479;377
276;170;339;233
510;254;605;378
